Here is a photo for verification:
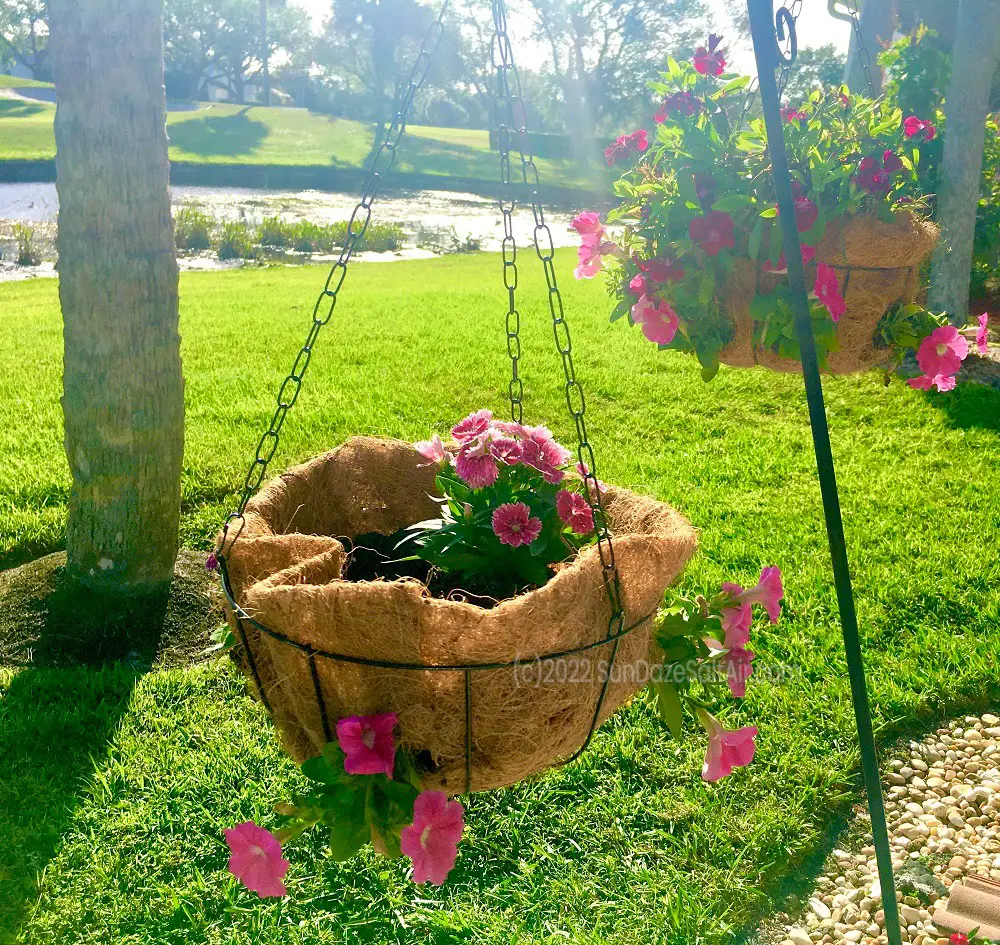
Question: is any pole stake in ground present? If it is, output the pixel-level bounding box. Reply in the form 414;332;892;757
745;3;903;944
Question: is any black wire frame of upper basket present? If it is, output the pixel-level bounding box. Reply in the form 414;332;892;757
214;0;630;795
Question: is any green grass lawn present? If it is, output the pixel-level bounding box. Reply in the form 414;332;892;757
1;255;999;945
0;100;596;191
0;75;53;88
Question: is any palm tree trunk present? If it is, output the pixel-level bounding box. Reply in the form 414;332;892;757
927;0;1000;323
48;0;184;593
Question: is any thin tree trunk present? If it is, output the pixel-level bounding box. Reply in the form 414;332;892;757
843;0;896;95
49;0;183;593
928;0;1000;323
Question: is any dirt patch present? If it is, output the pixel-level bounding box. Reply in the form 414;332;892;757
0;549;224;669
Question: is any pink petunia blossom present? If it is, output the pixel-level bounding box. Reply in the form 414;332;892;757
762;244;815;274
489;436;523;465
556;489;595;534
722;645;755;698
225;822;290;898
916;324;969;379
455;445;500;488
654;91;701;122
336;712;398;777
813;263;846;322
414;434;448;465
854;150;902;195
949;934;970;945
903;115;936;141
205;551;219;572
739;566;784;624
570;211;603;238
781;106;808;123
492;502;543;547
698;710;758;782
604;129;649;167
574;236;620;280
907;373;956;392
632;294;679;345
693;33;726;76
977;312;990;354
629;273;647;296
638;255;686;284
689;211;735;256
721;581;753;648
793;195;818;233
400;790;464;886
451;409;492;444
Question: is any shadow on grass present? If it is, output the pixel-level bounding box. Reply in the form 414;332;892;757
167;107;268;159
929;376;1000;432
0;665;139;943
0;99;47;120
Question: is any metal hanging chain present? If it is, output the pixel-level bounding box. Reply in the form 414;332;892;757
842;0;877;97
217;1;449;557
776;0;803;98
490;2;524;425
489;0;625;659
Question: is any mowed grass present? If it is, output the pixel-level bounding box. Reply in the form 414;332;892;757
0;75;53;88
0;100;595;190
1;255;999;945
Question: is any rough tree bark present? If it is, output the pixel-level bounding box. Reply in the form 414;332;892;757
48;0;184;593
927;0;1000;323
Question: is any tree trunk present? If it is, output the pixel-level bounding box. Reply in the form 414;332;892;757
927;0;1000;323
259;0;271;107
843;0;896;95
49;0;184;594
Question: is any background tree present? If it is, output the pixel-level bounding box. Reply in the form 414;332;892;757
523;0;708;153
927;0;1000;322
842;0;895;94
780;44;846;104
0;0;50;81
48;0;184;594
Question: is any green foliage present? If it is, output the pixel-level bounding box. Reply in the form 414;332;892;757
275;741;421;861
257;216;405;254
216;221;256;261
876;303;950;371
173;207;214;252
12;222;38;266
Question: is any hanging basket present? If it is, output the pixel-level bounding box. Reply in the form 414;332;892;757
221;436;697;794
718;212;938;374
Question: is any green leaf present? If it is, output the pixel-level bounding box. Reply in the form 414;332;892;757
747;217;764;261
651;679;684;740
759;206;778;219
610;298;632;323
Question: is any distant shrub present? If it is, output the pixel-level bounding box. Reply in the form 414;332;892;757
255;217;405;254
13;223;39;266
174;207;213;251
258;215;291;248
217;221;257;260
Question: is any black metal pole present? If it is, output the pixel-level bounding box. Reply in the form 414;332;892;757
745;4;903;944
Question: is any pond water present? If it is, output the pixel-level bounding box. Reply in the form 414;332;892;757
0;182;583;281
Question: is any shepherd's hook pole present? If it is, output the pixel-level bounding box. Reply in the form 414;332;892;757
745;3;903;944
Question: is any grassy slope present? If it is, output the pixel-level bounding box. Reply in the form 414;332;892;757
0;100;594;190
0;76;53;89
1;256;999;945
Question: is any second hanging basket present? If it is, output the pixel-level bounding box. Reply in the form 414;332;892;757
718;212;939;374
222;436;698;794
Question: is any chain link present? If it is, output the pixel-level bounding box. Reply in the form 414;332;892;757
218;2;449;557
842;0;877;97
490;0;624;644
776;0;803;98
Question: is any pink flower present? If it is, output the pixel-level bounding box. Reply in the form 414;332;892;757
336;712;397;777
781;106;807;123
604;129;648;166
721;581;752;648
519;427;570;484
492;501;542;547
205;551;219;572
574;235;620;280
490;436;523;465
698;710;758;782
414;434;447;465
451;409;492;444
949;934;970;945
916;324;969;378
400;790;464;886
882;149;903;173
455;445;500;488
629;273;647;296
575;461;607;496
556;489;595;534
977;312;990;354
689;211;735;256
740;566;784;624
907;373;956;392
632;295;679;345
813;263;846;322
638;255;686;283
570;211;603;238
854;150;902;195
903;115;936;141
762;244;816;274
723;646;755;698
693;34;726;76
793;195;818;233
655;91;701;122
224;822;290;898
